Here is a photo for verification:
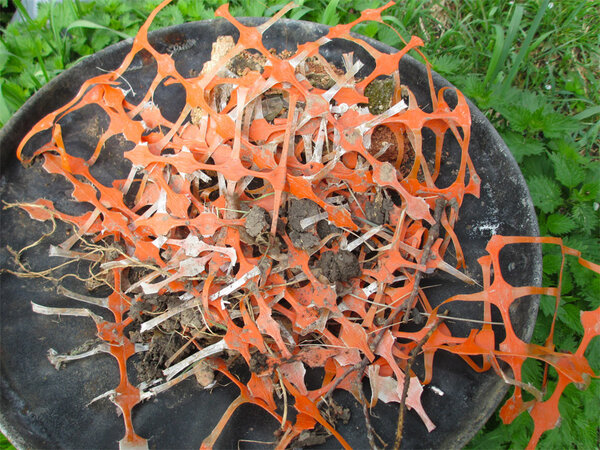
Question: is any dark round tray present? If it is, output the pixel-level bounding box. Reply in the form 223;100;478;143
0;17;541;449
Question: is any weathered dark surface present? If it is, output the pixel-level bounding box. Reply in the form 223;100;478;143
0;18;541;450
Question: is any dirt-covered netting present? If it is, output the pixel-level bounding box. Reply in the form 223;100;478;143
11;1;599;448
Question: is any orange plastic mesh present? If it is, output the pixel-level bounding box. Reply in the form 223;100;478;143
14;1;599;448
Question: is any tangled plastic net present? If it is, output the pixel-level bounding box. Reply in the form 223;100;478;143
12;1;599;449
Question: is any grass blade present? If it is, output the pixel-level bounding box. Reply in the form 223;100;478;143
487;4;523;86
501;0;550;91
12;0;33;22
321;0;340;26
501;4;524;63
484;24;505;85
573;105;600;121
66;20;131;40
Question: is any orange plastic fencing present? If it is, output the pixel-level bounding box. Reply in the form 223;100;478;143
14;1;599;448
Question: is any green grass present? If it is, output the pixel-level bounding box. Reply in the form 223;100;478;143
1;0;598;448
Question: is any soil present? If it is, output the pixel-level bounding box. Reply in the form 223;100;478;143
365;191;394;225
319;398;351;426
270;48;294;59
364;76;395;115
304;56;344;90
228;49;267;76
262;94;287;122
287;198;320;232
248;351;269;375
287;198;322;250
317;250;361;283
399;135;416;179
134;332;190;384
316;219;340;240
369;125;399;164
245;206;270;238
194;359;215;388
289;230;320;250
180;308;204;330
292;430;329;448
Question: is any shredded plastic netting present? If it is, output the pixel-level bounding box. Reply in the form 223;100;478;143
13;1;599;449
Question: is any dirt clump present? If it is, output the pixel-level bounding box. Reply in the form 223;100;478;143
245;206;270;238
303;56;344;90
179;308;204;330
398;136;416;179
134;332;189;384
316;220;340;240
194;360;215;388
261;94;288;122
289;230;320;250
364;76;395;114
320;398;351;425
249;351;269;375
369;125;399;164
292;430;329;448
228;49;267;76
318;250;361;283
287;198;322;250
365;190;394;225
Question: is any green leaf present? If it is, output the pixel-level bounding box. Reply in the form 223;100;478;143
502;131;545;163
584;337;600;372
564;235;599;260
493;4;523;85
521;358;543;386
290;6;313;21
515;90;546;113
457;74;492;109
0;41;9;72
242;1;266;17
66;20;131;40
553;325;578;352
549;152;585;188
572;181;600;203
540;112;581;139
539;294;557;317
431;54;463;76
549;139;587;164
561;270;574;295
484;24;504;85
543;255;562;275
546;214;576;235
0;81;12;127
568;256;600;291
571;203;597;233
501;0;550;91
527;175;563;214
321;0;341;26
557;302;582;333
573;105;600;121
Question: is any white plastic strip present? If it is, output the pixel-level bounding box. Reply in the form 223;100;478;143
162;340;228;380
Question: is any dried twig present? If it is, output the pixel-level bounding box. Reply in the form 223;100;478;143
320;197;447;447
393;320;442;450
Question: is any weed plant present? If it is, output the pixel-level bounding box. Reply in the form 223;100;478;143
1;0;598;447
